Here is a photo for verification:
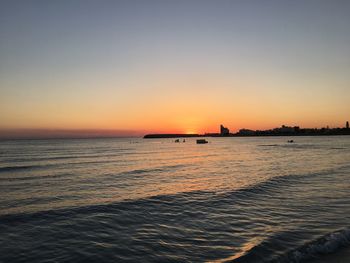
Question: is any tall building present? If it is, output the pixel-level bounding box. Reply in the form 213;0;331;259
220;125;230;136
346;121;349;129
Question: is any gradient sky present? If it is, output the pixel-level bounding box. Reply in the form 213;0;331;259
1;0;349;135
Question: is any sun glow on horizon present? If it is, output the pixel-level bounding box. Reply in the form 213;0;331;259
0;1;349;135
185;130;198;135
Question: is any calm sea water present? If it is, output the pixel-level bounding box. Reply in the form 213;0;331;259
0;136;349;262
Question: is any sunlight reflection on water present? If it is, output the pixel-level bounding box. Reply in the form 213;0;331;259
0;136;350;262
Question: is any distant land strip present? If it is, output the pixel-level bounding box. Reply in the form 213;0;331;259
144;134;202;138
144;124;350;138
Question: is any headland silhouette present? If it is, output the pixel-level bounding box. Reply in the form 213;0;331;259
144;122;350;138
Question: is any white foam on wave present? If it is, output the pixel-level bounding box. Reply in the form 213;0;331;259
286;228;350;262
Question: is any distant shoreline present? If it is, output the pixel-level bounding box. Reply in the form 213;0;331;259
144;133;350;139
0;134;349;141
144;124;350;138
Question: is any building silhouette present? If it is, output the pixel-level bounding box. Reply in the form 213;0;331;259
346;121;349;129
220;125;229;136
238;129;255;135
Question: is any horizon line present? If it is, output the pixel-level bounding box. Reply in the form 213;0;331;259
0;122;349;140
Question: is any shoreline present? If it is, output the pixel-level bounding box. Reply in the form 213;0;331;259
143;133;350;139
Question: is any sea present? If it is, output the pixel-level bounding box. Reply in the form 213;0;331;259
0;136;349;263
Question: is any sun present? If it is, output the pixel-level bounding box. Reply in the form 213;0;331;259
185;129;197;134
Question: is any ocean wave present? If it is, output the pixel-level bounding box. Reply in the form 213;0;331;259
0;172;74;182
218;163;350;202
1;152;134;163
121;164;186;175
276;227;350;263
0;165;41;173
1;162;349;221
229;228;350;263
0;166;349;262
97;163;189;180
257;143;349;151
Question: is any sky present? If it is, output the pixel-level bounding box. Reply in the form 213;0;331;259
1;0;350;137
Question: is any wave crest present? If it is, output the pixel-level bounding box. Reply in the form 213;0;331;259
280;228;350;263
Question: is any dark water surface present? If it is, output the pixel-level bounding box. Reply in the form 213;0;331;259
0;136;349;262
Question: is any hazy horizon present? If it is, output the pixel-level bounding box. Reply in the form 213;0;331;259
0;121;349;139
1;0;349;135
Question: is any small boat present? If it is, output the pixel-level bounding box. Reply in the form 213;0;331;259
175;139;180;143
287;140;294;143
196;139;208;144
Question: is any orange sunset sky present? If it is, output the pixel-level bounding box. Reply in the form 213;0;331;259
1;1;349;137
